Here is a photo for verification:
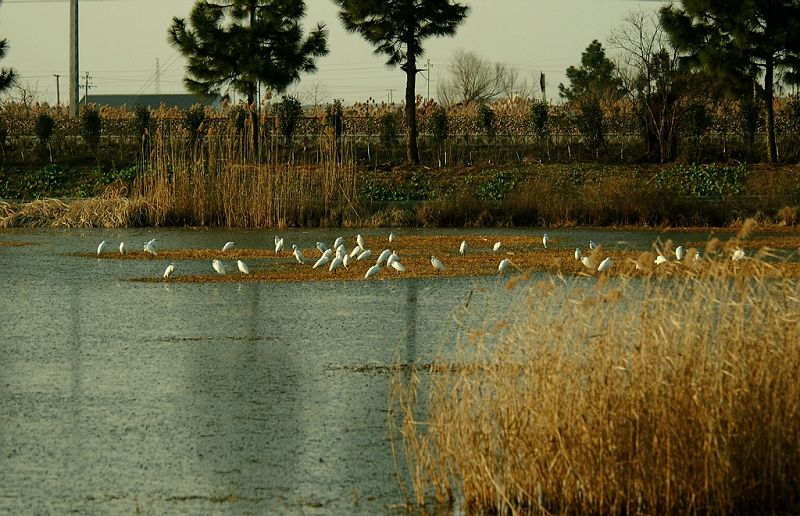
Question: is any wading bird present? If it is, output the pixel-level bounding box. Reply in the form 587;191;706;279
292;245;305;264
498;258;510;273
390;260;406;272
163;263;175;279
574;248;582;260
212;259;225;275
329;256;343;272
144;240;157;256
459;240;466;255
313;254;330;269
589;240;597;250
597;257;612;272
274;236;284;254
542;233;548;249
357;234;365;249
675;245;685;261
376;249;392;266
364;264;381;279
222;241;235;252
655;254;667;265
237;260;250;275
431;256;445;273
119;242;126;254
333;236;344;250
357;249;372;261
97;240;107;255
492;241;501;252
389;231;395;242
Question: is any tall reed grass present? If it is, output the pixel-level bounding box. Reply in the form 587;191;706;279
133;120;360;227
392;227;800;513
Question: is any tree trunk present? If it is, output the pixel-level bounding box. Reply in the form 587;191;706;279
764;55;777;163
404;53;420;164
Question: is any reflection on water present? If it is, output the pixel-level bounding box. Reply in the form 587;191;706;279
0;226;741;513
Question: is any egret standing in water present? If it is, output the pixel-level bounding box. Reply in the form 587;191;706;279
574;247;582;260
163;263;175;279
237;260;250;275
589;240;597;250
119;242;126;255
389;231;395;243
329;256;343;272
97;240;107;256
364;264;381;279
459;240;467;255
144;240;157;256
542;233;548;249
274;236;284;254
492;241;501;252
597;257;612;272
212;259;226;275
498;258;510;274
313;254;331;269
222;241;235;252
292;244;305;264
357;234;365;250
431;256;445;273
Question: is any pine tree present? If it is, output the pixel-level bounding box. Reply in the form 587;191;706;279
168;0;328;145
0;0;17;95
660;0;800;163
332;0;470;164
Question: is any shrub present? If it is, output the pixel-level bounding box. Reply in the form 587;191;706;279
530;99;549;141
132;105;151;140
80;105;102;151
380;112;400;149
477;102;496;139
34;112;56;148
429;105;449;144
276;94;303;144
182;104;207;143
325;99;344;140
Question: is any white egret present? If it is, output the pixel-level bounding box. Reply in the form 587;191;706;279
222;241;235;252
349;245;363;258
335;245;347;260
654;254;668;265
597;257;612;272
694;250;702;262
357;249;372;261
357;234;365;249
431;256;445;273
119;242;126;254
574;247;582;260
386;251;399;267
274;236;284;253
163;263;175;279
459;240;467;255
498;258;510;273
313;254;331;269
389;231;395;242
144;241;157;256
237;260;250;275
390;260;406;272
542;233;548;249
732;248;745;261
316;241;329;253
333;236;344;250
492;241;501;252
342;254;351;269
589;240;597;250
97;240;107;255
364;264;381;279
321;248;333;259
580;256;593;269
329;256;343;272
376;249;392;266
212;259;226;275
292;244;305;264
675;245;685;261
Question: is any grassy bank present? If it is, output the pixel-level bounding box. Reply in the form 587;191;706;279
391;226;800;513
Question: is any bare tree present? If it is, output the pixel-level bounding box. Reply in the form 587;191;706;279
436;49;536;106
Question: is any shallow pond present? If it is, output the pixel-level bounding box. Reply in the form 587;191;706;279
0;226;738;514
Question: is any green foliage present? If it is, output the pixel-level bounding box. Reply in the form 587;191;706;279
34;112;55;147
229;104;248;132
654;163;748;197
132;105;151;139
80;106;102;150
477;102;496;139
276;94;303;144
683;103;711;138
182;105;207;141
0;118;7;151
325;99;344;139
429;105;449;144
0;35;16;94
474;169;518;201
379;112;400;149
530;99;549;141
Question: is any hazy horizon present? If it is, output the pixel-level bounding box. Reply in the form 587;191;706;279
0;0;666;107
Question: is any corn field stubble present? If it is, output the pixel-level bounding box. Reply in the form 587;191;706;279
390;224;800;514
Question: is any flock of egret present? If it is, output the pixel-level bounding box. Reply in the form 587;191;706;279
94;230;748;281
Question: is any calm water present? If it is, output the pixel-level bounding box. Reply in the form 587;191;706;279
0;226;727;514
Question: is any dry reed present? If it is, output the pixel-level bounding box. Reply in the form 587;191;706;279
392;230;800;513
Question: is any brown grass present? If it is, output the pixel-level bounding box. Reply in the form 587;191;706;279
391;226;800;513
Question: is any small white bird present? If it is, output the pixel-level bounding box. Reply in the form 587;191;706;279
119;242;126;254
329;256;343;272
97;240;107;256
389;231;395;243
492;241;501;252
431;256;445;273
580;256;593;269
222;241;235;252
342;254;351;269
364;264;381;279
144;241;157;256
694;250;702;262
732;248;745;261
386;251;399;267
574;247;582;260
390;260;406;272
654;254;668;265
163;263;175;279
542;233;548;249
274;236;284;254
212;259;225;275
675;245;685;261
237;260;250;275
316;241;329;253
498;258;510;273
336;245;347;260
376;249;392;266
459;240;467;255
349;245;363;258
589;240;597;250
313;254;331;269
333;236;344;250
321;248;333;259
597;257;612;272
292;244;305;264
357;249;372;261
357;234;365;249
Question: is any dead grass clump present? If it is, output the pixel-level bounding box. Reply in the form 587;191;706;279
0;198;69;228
777;205;798;226
393;243;800;513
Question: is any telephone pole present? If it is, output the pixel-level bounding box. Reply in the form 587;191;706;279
83;72;93;106
69;0;79;116
386;89;395;104
53;74;61;106
425;59;433;100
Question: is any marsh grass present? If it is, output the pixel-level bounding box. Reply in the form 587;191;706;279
391;227;800;514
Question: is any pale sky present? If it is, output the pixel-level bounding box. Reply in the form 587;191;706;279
0;0;666;107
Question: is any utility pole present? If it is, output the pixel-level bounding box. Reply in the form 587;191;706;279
155;58;161;94
83;71;93;106
540;72;546;102
53;74;61;106
425;59;433;100
386;89;395;104
69;0;79;117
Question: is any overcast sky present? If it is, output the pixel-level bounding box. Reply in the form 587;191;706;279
0;0;666;106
